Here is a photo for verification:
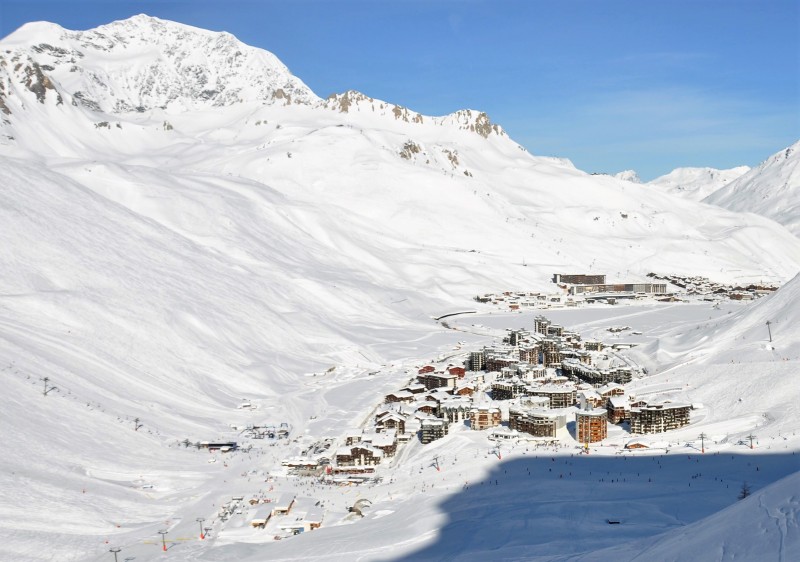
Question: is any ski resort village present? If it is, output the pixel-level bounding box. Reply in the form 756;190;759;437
1;12;799;562
79;275;797;552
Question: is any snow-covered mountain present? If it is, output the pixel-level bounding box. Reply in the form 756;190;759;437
647;165;750;201
0;14;318;115
1;15;799;562
704;141;800;236
613;169;641;183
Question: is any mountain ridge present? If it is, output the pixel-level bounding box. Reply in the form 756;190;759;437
704;141;800;236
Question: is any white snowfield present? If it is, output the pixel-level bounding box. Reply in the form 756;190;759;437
704;141;800;237
645;165;751;201
0;15;798;562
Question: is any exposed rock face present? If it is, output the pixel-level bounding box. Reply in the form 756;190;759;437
0;15;318;115
324;90;423;124
442;109;504;138
0;15;507;148
399;140;421;160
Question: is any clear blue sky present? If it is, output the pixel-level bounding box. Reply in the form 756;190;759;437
1;0;798;179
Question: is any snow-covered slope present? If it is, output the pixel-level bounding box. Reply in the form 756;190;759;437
570;470;799;562
1;15;799;562
613;169;641;183
647;165;750;201
704;141;800;236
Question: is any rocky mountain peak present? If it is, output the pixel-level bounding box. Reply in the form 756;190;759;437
0;14;319;115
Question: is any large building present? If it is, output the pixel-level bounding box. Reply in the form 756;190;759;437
568;283;667;295
630;402;691;434
553;274;607;285
418;372;457;390
420;418;449;444
530;385;577;409
576;408;608;443
467;350;485;371
491;380;529;400
509;408;566;438
469;405;502;431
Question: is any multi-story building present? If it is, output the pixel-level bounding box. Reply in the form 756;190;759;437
509;408;566;438
576;408;608;443
418;372;457;390
553;274;607;285
420;418;449;444
630;402;691;434
469;405;502;430
439;399;471;423
467;350;485;371
491;380;529;400
530;385;576;409
518;344;541;364
606;395;630;424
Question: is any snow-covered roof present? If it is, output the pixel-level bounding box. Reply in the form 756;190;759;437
608;395;629;408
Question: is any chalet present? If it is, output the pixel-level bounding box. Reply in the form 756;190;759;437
375;411;406;434
453;382;475;397
418;365;436;374
597;382;625;398
607;394;631;423
469;405;502;431
362;431;397;457
335;447;353;466
336;445;383;466
344;430;363;446
384;390;415;404
576;408;608;443
426;389;453;402
448;366;466;378
420;418;449;444
415;402;439;416
577;389;604;409
402;383;427;395
625;439;650;449
630;402;691;434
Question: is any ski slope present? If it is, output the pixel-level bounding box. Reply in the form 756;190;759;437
0;15;798;562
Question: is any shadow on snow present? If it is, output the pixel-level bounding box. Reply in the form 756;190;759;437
385;449;800;561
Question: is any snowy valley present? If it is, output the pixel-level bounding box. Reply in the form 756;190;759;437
0;15;798;562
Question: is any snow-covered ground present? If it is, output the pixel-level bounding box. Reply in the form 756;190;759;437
704;141;800;236
645;165;750;201
0;15;798;562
